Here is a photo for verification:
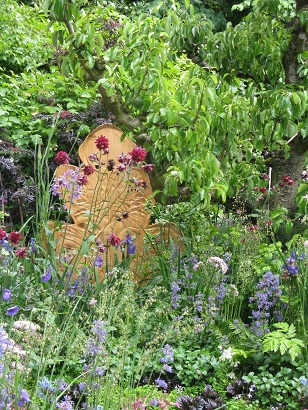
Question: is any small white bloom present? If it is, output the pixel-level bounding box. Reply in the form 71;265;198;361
220;347;233;361
13;320;40;331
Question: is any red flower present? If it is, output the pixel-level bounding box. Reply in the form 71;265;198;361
141;164;155;172
259;187;267;194
129;146;147;163
118;153;131;164
0;228;6;240
8;231;22;245
54;151;70;165
15;247;28;259
83;165;95;175
107;232;121;247
78;175;88;186
95;135;109;152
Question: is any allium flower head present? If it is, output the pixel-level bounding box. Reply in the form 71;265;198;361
129;146;147;163
54;151;70;165
95;135;109;153
207;256;228;274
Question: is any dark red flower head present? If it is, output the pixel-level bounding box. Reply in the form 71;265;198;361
78;175;88;186
0;228;6;241
95;135;109;153
107;232;121;247
83;165;95;176
8;231;22;245
54;151;70;165
129;146;147;163
141;164;155;172
15;247;28;259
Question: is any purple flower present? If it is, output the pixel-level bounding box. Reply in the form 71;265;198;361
282;250;304;275
163;364;173;373
18;388;30;407
121;233;136;255
57;395;74;410
85;321;107;358
155;377;168;390
149;398;159;406
0;326;10;357
160;344;174;364
41;269;52;283
50;168;84;203
94;254;103;267
2;288;12;301
7;306;19;316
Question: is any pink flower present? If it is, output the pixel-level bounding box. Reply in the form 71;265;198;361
78;174;89;186
0;228;6;240
15;248;28;259
141;164;155;172
95;135;109;152
54;151;70;165
107;232;121;247
129;146;147;163
8;231;22;245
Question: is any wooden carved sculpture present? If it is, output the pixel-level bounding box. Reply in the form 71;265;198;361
49;124;181;281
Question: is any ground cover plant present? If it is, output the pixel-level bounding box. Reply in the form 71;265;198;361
0;0;308;408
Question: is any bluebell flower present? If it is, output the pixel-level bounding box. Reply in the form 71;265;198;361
7;306;19;316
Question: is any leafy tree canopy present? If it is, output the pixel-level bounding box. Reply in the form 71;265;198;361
41;0;307;207
0;0;307;225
